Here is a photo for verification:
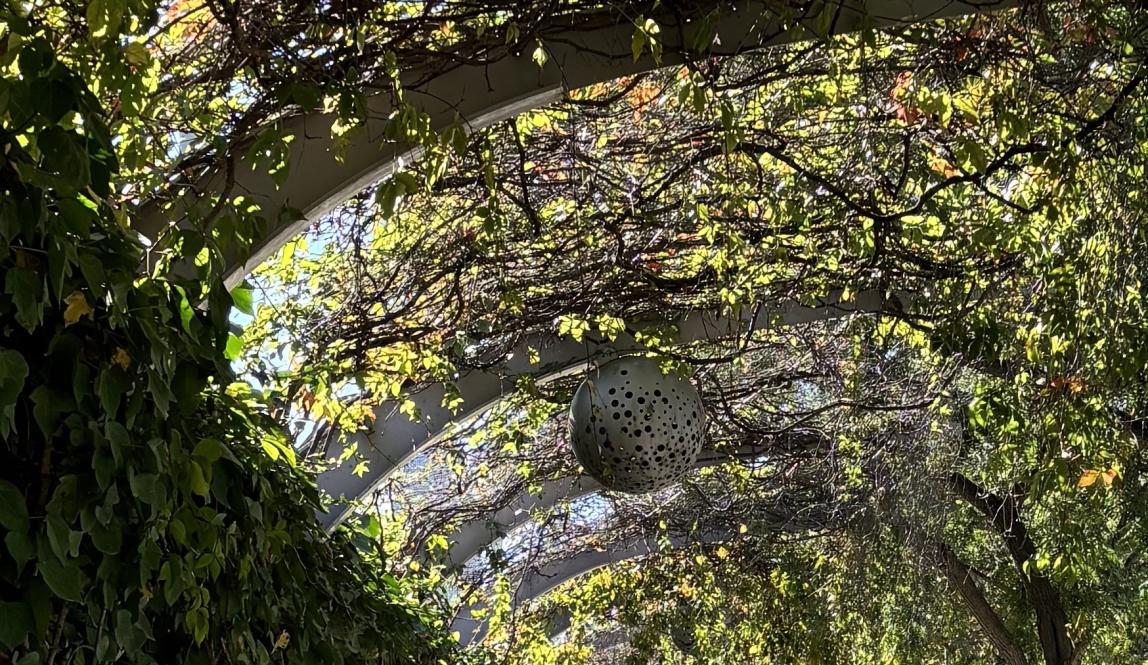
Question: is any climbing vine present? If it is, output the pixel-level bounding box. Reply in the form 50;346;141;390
0;15;450;665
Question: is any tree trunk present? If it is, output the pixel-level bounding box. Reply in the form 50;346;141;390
949;473;1078;665
934;543;1029;665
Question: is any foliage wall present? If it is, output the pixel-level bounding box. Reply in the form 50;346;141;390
0;2;454;664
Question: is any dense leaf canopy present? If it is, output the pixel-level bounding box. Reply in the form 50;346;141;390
2;0;1148;663
241;2;1148;663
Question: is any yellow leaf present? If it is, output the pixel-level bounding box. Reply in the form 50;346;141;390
738;524;748;534
274;630;290;650
1101;467;1118;487
63;291;94;327
260;440;281;461
716;545;729;560
1076;470;1099;488
113;348;131;369
928;153;958;178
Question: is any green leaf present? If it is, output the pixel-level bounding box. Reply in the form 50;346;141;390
631;24;646;62
187;461;210;498
224;332;243;361
193;437;233;465
147;369;172;417
230;284;255;316
56;198;94;238
105;421;130;466
81;508;121;555
115;609;146;656
260;439;280;462
0;480;29;532
174;286;194;334
77;254;107;298
129;473;165;508
37;557;86;602
36;127;89;189
86;0;123;39
0;601;33;649
45;513;76;561
185;606;209;645
5;267;44;332
29;80;76;126
93;452;115;489
30;386;73;439
0;349;29;437
6;530;35;571
96;366;131;418
376;180;402;218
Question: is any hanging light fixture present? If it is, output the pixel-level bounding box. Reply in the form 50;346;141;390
568;357;706;493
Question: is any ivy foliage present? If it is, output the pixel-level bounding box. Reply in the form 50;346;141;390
0;15;449;665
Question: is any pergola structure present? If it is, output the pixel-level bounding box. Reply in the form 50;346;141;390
136;0;1017;650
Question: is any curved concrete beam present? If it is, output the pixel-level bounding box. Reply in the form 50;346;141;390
424;445;767;570
427;474;604;570
451;527;733;646
318;289;902;529
136;0;1013;288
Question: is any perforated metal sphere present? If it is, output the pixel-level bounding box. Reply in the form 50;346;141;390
569;357;706;493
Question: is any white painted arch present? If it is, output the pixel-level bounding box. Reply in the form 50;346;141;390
318;289;905;529
121;0;1020;649
451;527;735;646
423;442;780;571
128;9;1021;644
127;0;1014;528
136;0;1016;289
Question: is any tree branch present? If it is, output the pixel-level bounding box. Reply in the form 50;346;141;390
934;542;1029;665
949;473;1077;665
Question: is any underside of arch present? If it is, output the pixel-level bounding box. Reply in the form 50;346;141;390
423;441;792;571
451;527;735;646
136;0;1015;289
318;290;905;529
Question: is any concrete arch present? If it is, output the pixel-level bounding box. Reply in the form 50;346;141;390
424;444;771;570
135;0;1013;289
128;0;1011;531
451;527;734;646
427;474;604;570
318;289;901;529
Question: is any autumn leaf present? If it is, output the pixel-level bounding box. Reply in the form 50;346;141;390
298;387;316;414
113;348;131;369
890;71;912;98
929;153;958;178
63;291;94;326
1050;376;1088;394
1076;470;1099;488
274;630;290;650
890;71;922;124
